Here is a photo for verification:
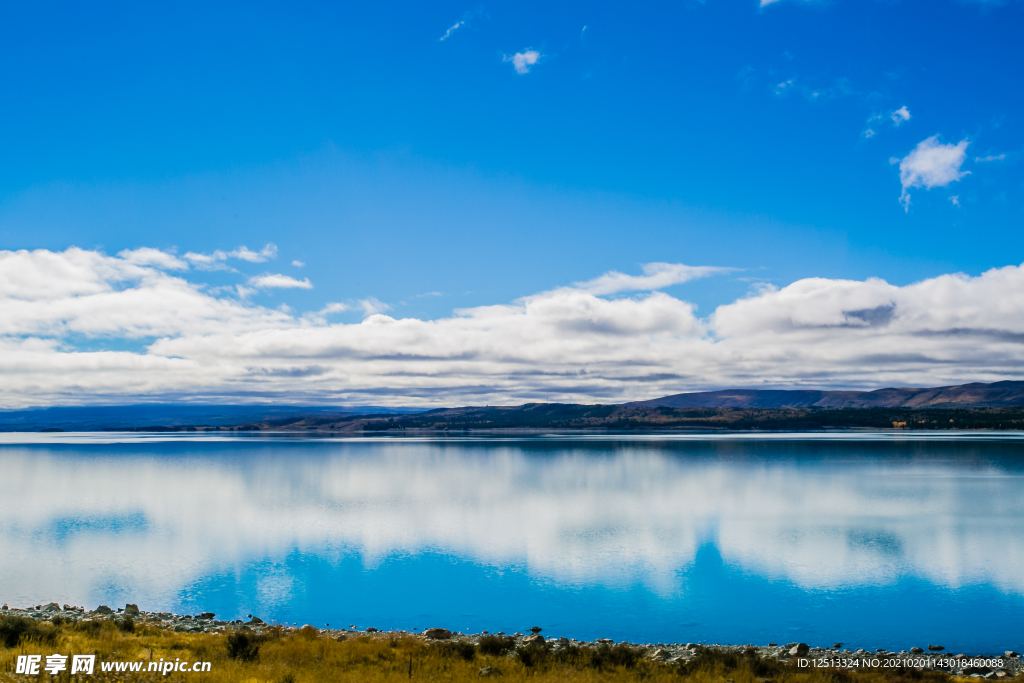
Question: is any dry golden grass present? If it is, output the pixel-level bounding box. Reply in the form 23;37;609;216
0;617;1019;683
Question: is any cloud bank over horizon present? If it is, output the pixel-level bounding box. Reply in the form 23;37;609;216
2;246;1024;408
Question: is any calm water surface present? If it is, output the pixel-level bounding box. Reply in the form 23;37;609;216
2;433;1023;652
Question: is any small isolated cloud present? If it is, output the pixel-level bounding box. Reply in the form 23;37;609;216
975;154;1006;162
760;0;814;8
292;260;306;267
248;274;313;290
949;195;961;207
416;291;443;298
774;79;794;95
504;50;541;74
359;297;392;316
440;20;464;41
890;106;911;126
231;244;277;263
863;128;876;139
896;135;970;211
574;263;730;296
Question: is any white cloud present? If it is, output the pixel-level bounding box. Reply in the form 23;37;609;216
116;248;189;270
231;244;278;263
291;260;306;267
890;105;911;125
358;297;392;316
504;50;541;75
319;302;349;314
248;273;313;289
863;128;876;139
184;243;277;269
949;195;961;207
440;20;464;41
896;135;970;211
773;79;794;95
573;262;729;295
5;248;1024;407
975;154;1006;162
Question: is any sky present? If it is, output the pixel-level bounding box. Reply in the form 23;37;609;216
0;0;1022;407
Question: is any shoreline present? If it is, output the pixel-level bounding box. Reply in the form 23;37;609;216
4;603;1021;677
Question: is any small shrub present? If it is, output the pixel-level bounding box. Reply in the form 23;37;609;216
75;619;108;636
278;674;296;683
298;625;319;640
478;634;516;657
515;642;550;668
676;645;786;678
0;615;58;648
590;642;643;669
226;630;262;662
436;640;476;661
117;616;135;633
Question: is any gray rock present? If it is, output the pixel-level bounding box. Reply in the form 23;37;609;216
597;638;614;644
423;628;452;640
928;645;945;652
789;644;810;657
529;626;542;634
522;634;545;644
125;604;140;616
366;627;378;633
1;604;7;610
478;666;495;677
43;602;61;612
199;612;215;620
833;643;843;649
250;617;264;625
96;605;113;614
1005;652;1020;658
911;648;924;654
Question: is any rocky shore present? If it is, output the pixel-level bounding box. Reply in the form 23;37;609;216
3;602;1021;679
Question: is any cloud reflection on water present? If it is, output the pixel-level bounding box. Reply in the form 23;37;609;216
1;439;1023;609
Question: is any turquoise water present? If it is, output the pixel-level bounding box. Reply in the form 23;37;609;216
2;433;1023;653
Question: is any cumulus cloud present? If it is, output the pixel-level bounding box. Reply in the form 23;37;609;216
3;248;1024;407
504;50;541;74
896;135;970;211
248;273;313;289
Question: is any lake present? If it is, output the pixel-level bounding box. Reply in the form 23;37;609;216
2;432;1023;653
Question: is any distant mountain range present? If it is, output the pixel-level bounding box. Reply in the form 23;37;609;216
627;381;1024;409
4;381;1024;432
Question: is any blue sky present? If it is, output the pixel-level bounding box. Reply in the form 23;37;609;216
0;0;1021;406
